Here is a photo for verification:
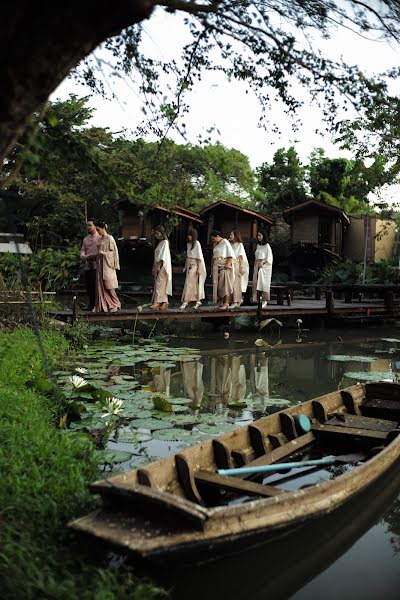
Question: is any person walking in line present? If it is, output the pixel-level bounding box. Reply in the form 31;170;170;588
150;225;172;311
228;229;249;308
80;219;100;311
252;229;273;309
94;221;121;313
180;228;206;310
211;230;235;310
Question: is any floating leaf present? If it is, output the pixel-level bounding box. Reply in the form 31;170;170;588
254;338;268;347
114;429;152;443
130;418;173;431
265;398;292;406
228;401;247;409
234;315;252;327
152;395;173;412
344;371;396;381
147;361;176;369
327;355;377;363
260;318;283;330
153;429;193;441
95;449;133;464
382;338;400;343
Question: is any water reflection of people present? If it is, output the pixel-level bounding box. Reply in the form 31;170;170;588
229;355;246;404
152;366;171;396
209;355;232;408
250;354;270;404
181;360;204;408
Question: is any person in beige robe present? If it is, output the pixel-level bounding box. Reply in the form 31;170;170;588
150;225;172;310
228;229;249;308
180;228;206;310
94;221;121;313
210;230;235;310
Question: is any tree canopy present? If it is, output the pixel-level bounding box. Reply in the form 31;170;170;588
1;95;256;246
257;146;395;214
2;1;400;170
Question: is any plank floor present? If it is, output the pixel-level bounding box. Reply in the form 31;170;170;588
51;298;400;322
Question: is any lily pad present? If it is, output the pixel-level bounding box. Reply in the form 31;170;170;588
95;449;133;464
130;418;174;431
153;429;193;441
227;401;247;409
114;429;153;443
327;355;377;363
152;395;173;412
344;371;396;381
147;361;177;369
265;398;292;407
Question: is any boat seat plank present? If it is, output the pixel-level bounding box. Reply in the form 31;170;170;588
327;413;397;432
362;398;400;415
341;389;363;415
195;471;284;498
268;432;288;448
280;413;298;440
175;454;204;505
311;422;390;441
239;432;315;476
232;448;255;466
88;481;209;527
249;424;269;455
213;438;234;469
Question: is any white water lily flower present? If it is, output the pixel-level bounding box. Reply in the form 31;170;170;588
137;305;143;313
102;397;124;418
69;375;88;389
75;367;88;375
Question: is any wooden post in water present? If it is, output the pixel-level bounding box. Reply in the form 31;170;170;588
72;294;79;324
326;290;335;314
257;290;262;322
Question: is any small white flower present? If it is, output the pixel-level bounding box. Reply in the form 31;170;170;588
69;375;89;389
137;305;143;313
102;397;124;418
75;367;88;375
296;319;303;325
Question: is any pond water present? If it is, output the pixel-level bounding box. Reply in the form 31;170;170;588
60;322;400;598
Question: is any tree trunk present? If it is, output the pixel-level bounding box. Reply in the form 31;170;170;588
0;0;155;168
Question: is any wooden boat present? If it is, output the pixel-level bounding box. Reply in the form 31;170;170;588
70;381;400;564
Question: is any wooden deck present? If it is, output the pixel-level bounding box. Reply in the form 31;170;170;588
52;297;400;323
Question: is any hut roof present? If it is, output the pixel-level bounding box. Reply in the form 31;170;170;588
113;200;203;224
283;200;350;224
199;200;273;224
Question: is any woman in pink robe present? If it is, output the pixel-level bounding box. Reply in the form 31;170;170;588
94;221;121;313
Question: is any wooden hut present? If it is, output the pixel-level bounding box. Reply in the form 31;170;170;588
283;200;350;258
199;200;273;263
114;200;203;257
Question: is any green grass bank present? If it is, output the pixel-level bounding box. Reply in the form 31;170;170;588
0;327;165;600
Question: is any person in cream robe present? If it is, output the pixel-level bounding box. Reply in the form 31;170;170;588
180;228;207;310
210;230;235;310
228;229;249;308
150;225;172;310
252;229;273;309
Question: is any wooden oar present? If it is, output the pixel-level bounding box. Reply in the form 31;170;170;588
217;452;365;477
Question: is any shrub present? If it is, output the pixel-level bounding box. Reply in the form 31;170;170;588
0;246;81;292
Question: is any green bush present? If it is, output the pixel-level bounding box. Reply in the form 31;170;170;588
0;329;165;600
0;246;81;292
315;258;400;285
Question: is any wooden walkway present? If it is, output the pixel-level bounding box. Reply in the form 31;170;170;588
52;298;400;323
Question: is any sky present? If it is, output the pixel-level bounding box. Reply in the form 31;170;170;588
52;6;400;202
